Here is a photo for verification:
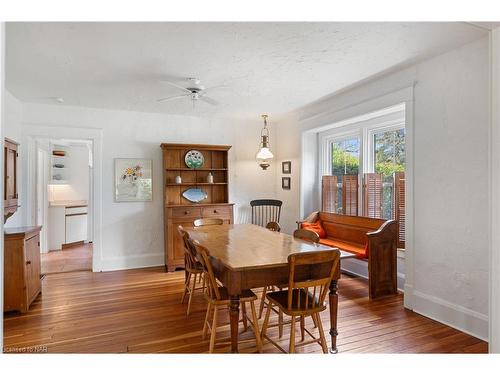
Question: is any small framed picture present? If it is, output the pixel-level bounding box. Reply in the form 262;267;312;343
282;177;291;190
282;161;291;174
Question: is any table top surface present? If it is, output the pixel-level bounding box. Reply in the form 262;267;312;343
186;223;355;271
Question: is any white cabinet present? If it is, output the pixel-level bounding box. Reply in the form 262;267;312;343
48;206;66;250
48;203;88;250
66;214;88;244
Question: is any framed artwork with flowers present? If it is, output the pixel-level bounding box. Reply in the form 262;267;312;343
114;158;153;202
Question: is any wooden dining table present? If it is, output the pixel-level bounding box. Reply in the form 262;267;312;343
186;223;355;353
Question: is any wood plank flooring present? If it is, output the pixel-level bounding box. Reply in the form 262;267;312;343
3;267;488;353
41;243;92;275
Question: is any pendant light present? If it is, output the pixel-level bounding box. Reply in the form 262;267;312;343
256;114;274;170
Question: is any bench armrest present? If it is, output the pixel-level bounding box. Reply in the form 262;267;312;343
366;219;398;299
366;219;398;238
296;211;320;229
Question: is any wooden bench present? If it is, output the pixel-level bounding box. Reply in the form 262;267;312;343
297;211;398;299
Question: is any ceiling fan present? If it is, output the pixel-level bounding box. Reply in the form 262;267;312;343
157;78;224;106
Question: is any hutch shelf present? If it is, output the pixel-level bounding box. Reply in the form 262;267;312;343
161;143;234;272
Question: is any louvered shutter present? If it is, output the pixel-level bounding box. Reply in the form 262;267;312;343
363;173;383;218
394;172;405;248
342;175;358;216
322;175;338;213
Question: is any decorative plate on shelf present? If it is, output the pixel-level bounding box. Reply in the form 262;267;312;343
184;150;204;169
182;188;208;203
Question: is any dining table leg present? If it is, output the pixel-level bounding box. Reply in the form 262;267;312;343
328;279;339;354
229;295;240;353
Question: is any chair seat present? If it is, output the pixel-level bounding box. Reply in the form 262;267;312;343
266;290;326;316
319;238;368;259
207;287;258;305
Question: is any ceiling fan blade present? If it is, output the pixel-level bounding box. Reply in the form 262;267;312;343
159;80;191;93
199;96;218;106
203;85;229;93
157;94;190;103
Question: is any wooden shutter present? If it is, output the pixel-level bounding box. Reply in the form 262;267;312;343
394;172;405;248
342;175;358;216
322;175;338;213
363;173;383;218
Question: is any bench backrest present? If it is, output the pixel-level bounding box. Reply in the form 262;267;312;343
318;212;387;245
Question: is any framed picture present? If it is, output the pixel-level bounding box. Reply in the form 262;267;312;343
115;158;153;202
282;161;291;174
282;177;291;190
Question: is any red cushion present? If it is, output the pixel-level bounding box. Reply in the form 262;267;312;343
301;221;326;238
319;238;368;259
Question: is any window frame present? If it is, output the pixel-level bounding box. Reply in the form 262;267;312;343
365;120;406;174
318;104;405;216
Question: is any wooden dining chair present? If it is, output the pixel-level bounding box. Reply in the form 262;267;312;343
259;228;321;326
261;249;340;353
258;220;281;321
250;199;282;227
265;221;281;232
293;228;320;243
192;240;263;353
193;218;224;227
177;226;206;316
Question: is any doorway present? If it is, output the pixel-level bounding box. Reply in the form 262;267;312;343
34;138;94;275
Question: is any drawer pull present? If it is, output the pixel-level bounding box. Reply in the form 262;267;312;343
184;211;190;215
213;210;218;213
26;260;31;265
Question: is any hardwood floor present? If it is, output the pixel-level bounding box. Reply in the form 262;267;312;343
3;267;487;354
41;243;92;275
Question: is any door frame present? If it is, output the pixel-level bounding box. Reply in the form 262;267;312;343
22;124;103;272
36;145;49;253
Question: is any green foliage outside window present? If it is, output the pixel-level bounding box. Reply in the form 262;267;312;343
331;140;359;176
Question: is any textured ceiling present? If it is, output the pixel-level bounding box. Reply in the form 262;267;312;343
5;22;487;120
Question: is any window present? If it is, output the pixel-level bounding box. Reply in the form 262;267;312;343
320;104;406;248
373;127;405;219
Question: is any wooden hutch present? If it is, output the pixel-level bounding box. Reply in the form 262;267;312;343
161;143;234;272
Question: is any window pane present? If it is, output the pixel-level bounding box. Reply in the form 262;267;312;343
332;138;360;176
374;128;405;219
331;137;360;214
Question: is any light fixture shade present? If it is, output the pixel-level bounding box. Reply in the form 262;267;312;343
256;144;274;170
256;115;274;170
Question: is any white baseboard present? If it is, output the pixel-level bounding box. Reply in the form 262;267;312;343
99;253;164;272
412;290;488;341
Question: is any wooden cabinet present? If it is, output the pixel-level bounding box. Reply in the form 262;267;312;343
4;138;19;222
165;203;234;271
4;226;42;313
161;143;234;272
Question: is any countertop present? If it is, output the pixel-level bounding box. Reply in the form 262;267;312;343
49;200;88;208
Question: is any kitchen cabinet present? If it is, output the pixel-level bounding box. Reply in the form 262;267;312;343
48;202;88;250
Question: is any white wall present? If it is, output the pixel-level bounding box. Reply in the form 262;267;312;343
3;90;23;228
20;103;276;270
490;27;500;353
1;20;5;347
275;37;490;340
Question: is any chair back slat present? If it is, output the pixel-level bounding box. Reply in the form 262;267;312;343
293;229;320;243
193;218;224;227
250;199;282;227
286;250;340;311
192;240;221;301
